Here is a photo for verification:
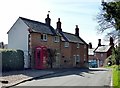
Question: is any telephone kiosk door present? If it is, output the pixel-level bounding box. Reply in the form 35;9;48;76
35;46;47;69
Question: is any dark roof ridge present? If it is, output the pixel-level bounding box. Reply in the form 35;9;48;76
19;17;47;26
61;31;87;44
19;17;57;35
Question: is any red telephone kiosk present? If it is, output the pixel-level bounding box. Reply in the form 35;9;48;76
35;46;47;69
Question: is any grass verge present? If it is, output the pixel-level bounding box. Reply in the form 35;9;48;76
111;65;120;88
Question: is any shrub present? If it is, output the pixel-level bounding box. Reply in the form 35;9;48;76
0;49;24;72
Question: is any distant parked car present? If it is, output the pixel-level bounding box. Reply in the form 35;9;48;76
89;60;98;68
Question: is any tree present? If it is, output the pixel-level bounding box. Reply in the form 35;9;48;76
47;48;56;68
112;46;120;65
96;0;120;44
96;0;120;65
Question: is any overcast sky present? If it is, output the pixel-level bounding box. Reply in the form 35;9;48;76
0;0;108;47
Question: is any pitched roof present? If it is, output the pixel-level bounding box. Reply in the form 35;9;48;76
60;32;84;44
20;17;57;35
94;45;111;53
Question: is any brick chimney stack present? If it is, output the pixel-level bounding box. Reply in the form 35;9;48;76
75;25;79;37
109;37;114;46
98;39;101;46
89;42;92;49
56;18;62;32
45;13;51;26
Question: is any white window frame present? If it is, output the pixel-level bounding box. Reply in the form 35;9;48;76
42;34;47;41
77;43;80;48
76;55;80;62
54;36;59;43
74;55;80;65
64;42;69;48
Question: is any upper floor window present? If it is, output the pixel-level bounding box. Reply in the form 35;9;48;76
64;42;69;48
54;36;59;43
41;34;47;41
77;43;80;48
84;45;86;49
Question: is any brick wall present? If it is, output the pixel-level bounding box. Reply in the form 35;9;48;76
60;42;88;68
28;32;88;68
29;33;61;68
95;52;107;66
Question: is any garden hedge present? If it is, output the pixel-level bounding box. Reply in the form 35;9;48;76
0;49;24;72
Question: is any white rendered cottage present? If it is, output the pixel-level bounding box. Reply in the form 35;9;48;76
8;17;30;68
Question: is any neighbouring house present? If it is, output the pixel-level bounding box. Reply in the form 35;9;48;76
56;18;88;68
0;42;7;49
88;43;98;68
94;37;114;67
88;37;114;67
7;14;88;69
0;42;4;49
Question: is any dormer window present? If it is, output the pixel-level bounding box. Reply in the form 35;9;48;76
64;42;69;48
41;34;47;41
54;36;59;43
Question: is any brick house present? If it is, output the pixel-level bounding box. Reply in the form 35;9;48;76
0;42;4;49
94;38;114;67
88;43;97;67
56;18;88;68
8;14;88;69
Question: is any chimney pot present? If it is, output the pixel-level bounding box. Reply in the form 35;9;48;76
89;42;92;49
75;25;79;37
109;37;114;46
45;14;51;26
56;18;62;32
98;39;101;46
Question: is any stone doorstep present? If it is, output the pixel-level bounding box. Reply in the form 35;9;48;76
1;71;54;87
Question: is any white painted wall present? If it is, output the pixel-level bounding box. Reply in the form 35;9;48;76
8;18;30;68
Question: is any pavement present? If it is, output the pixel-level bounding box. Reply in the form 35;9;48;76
0;68;69;88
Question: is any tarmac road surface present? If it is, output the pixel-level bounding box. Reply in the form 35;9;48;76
16;68;112;87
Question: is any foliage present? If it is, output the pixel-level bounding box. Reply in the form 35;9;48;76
112;65;120;88
112;46;120;65
47;48;57;68
0;49;24;72
96;0;120;41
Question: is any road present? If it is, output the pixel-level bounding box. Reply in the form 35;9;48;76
16;68;112;87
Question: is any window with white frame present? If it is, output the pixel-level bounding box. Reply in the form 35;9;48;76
54;36;59;43
64;42;69;47
74;55;76;64
74;55;80;65
41;34;47;41
77;43;80;48
76;55;80;62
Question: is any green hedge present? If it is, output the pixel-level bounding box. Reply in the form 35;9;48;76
0;49;24;72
